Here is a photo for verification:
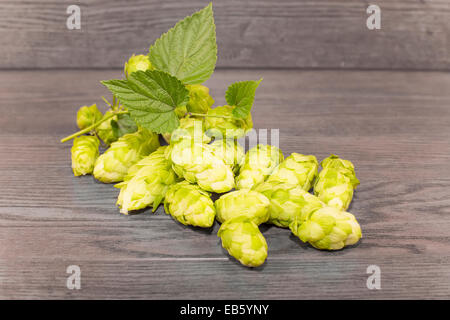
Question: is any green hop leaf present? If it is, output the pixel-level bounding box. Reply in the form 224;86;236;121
225;79;262;119
124;54;154;78
76;104;103;130
218;216;268;267
290;206;362;250
102;70;189;134
215;189;270;225
164;181;216;228
93;128;160;183
149;3;217;84
71;135;100;176
115;146;177;214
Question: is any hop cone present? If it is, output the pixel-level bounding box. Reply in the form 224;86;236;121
164;181;216;228
93;128;160;183
167;117;211;145
215;189;270;225
205;105;253;139
96;110;117;145
168;139;235;193
186;84;215;114
236;144;284;190
314;155;360;210
76;104;103;130
124;54;153;78
218;216;268;267
115;146;177;214
209;139;244;174
71;135;100;176
267;153;318;191
255;181;324;228
290;206;362;250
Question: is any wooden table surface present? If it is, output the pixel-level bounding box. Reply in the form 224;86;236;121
0;69;450;299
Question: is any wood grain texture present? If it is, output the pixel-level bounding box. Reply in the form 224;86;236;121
0;69;450;299
0;0;448;70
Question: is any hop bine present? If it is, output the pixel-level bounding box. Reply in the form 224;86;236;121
218;216;268;267
290;206;362;250
115;146;177;214
205;105;253;139
209;139;244;174
93;128;160;183
71;135;100;176
215;189;270;225
167;139;235;193
266;153;318;191
236;144;284;190
186;84;215;114
255;181;324;228
76;104;103;130
314;154;360;211
124;54;154;78
164;181;216;228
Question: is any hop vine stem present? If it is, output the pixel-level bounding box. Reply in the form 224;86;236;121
60;111;128;143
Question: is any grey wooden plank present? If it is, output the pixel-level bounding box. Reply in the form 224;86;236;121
0;69;450;299
0;0;448;70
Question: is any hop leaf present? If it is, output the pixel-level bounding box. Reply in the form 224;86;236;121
102;70;189;134
225;79;262;119
149;3;217;84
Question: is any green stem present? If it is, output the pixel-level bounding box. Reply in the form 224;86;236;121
60;111;128;143
189;112;234;119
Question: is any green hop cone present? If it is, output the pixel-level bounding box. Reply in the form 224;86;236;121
236;144;284;190
96;110;118;145
314;155;360;211
115;146;177;214
168;139;235;193
205;105;253;139
124;54;154;78
289;206;362;250
186;84;215;114
209;139;244;174
266;153;318;191
215;189;270;225
93;128;160;183
255;181;324;228
76;104;103;130
218;216;268;267
166;117;211;145
164;181;216;228
71;135;100;176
